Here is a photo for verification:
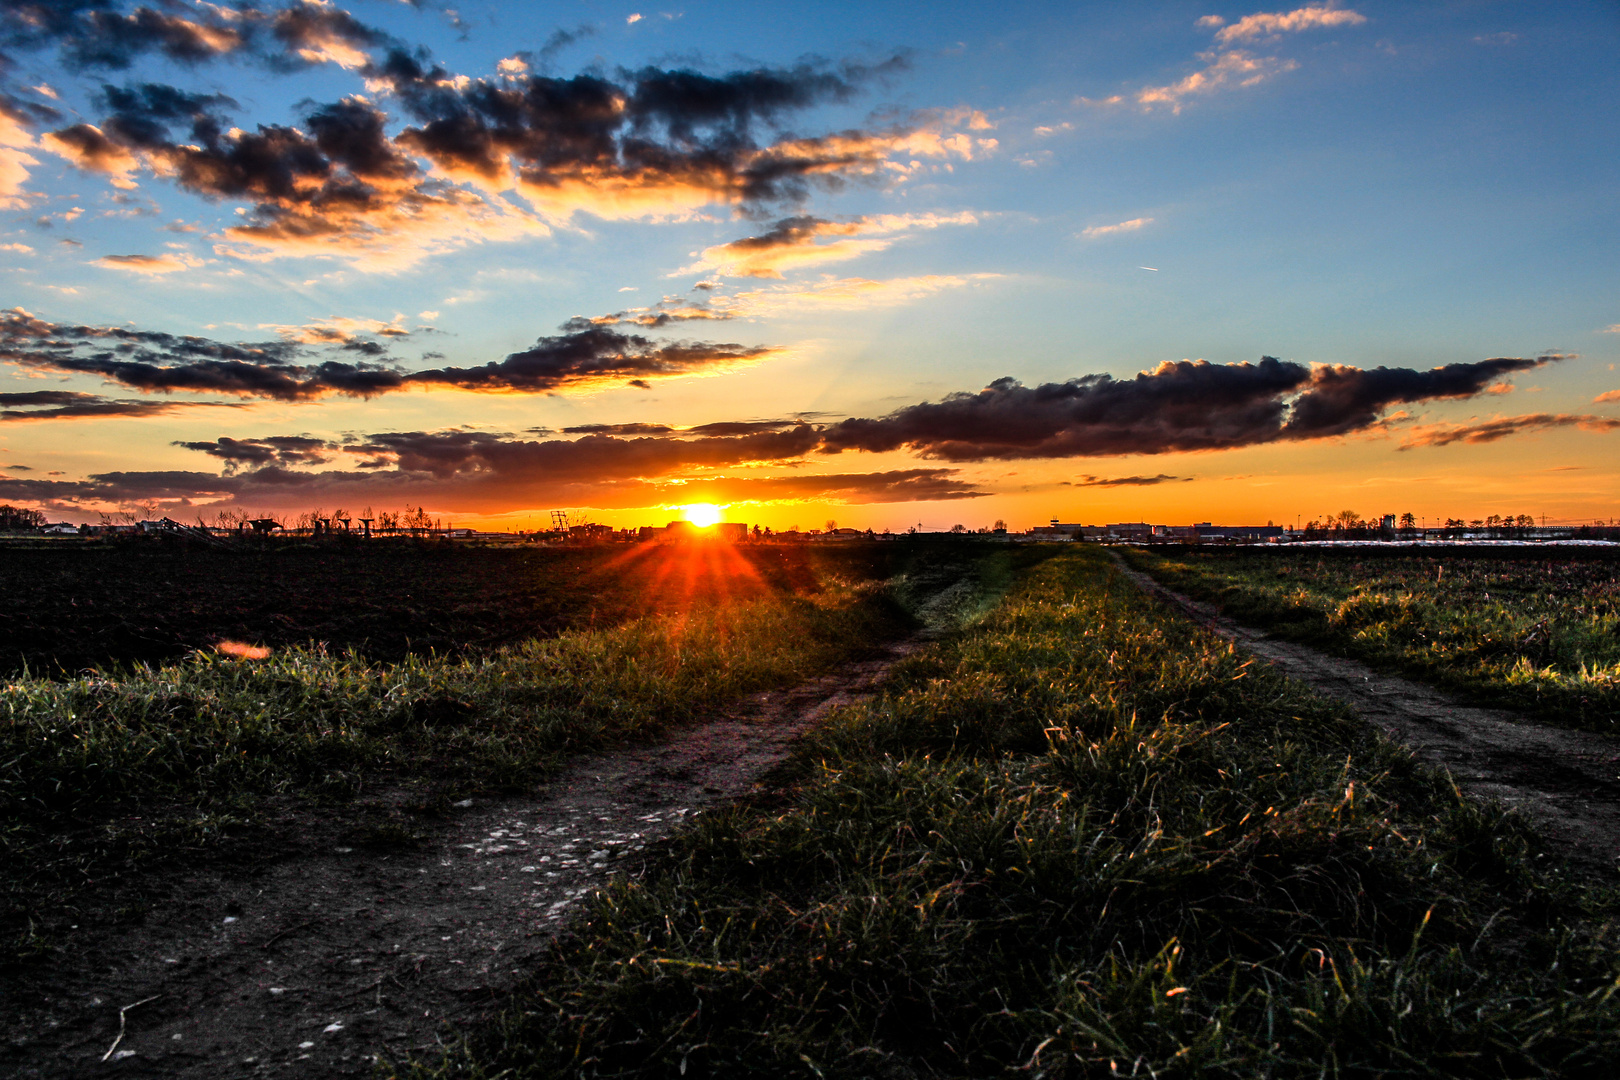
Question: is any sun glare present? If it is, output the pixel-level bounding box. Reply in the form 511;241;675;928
684;503;722;528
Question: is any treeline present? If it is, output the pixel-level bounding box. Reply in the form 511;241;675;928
0;504;47;531
1302;510;1554;539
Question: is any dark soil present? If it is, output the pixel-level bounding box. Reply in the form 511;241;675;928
0;539;871;676
1114;553;1620;880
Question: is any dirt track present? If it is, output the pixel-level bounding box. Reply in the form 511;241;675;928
1113;554;1620;880
1;637;922;1080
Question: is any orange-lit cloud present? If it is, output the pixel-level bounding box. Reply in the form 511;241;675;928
1137;50;1299;113
1129;6;1368;114
1595;389;1620;404
0;106;42;207
1206;5;1368;44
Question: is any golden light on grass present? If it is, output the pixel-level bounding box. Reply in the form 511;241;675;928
216;640;272;660
684;503;722;528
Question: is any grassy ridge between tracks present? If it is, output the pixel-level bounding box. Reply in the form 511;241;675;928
409;545;1620;1079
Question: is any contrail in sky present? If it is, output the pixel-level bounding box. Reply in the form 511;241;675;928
1139;266;1159;271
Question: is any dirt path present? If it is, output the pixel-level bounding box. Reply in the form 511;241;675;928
2;637;923;1080
1112;554;1620;879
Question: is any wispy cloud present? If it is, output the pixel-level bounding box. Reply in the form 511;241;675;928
1128;5;1368;114
1081;216;1153;239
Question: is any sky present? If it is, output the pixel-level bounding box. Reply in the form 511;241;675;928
0;0;1616;531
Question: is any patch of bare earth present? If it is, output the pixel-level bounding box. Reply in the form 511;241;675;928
1113;554;1620;880
1;639;923;1079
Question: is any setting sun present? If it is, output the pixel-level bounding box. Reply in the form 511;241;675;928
684;503;723;528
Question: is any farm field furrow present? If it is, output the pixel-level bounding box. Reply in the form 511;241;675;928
1123;546;1620;733
407;545;1620;1079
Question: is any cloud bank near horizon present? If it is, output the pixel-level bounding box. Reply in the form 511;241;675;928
0;352;1570;516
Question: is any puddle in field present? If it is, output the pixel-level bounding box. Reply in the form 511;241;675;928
1112;552;1620;879
1;638;922;1080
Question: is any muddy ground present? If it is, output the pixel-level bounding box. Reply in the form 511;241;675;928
1112;553;1620;880
1;636;924;1079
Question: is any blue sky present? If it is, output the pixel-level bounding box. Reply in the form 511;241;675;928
1;1;1616;529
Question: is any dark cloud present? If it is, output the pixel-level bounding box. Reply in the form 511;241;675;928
378;55;896;201
0;388;245;421
172;435;332;472
1074;473;1187;487
820;356;1562;461
0;389;92;407
561;422;674;436
0;308;408;401
1282;358;1560;438
685;420;802;437
341;424;822;480
1397;412;1620;450
408;326;776;392
94;82;237;147
3;308;780;400
0;0;394;73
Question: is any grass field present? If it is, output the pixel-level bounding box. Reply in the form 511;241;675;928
2;541;959;965
405;546;1620;1078
1121;546;1620;734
